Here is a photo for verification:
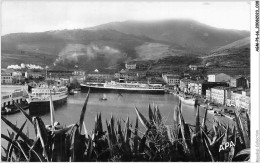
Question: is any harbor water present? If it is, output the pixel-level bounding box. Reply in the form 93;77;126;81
1;92;233;147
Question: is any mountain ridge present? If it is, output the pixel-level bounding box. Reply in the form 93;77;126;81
1;19;250;71
90;19;249;53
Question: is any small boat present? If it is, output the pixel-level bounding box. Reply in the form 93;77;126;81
74;88;81;92
179;95;196;106
99;94;107;101
69;89;75;95
200;103;208;108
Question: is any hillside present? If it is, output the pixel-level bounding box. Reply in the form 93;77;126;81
210;37;250;53
1;20;250;72
201;37;250;76
92;19;250;53
1;29;156;70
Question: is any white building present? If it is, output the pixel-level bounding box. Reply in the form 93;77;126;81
1;85;28;108
1;72;13;84
231;90;250;111
125;63;136;70
189;65;198;71
210;86;228;105
207;73;231;82
162;74;180;85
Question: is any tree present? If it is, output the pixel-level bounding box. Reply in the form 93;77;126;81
70;78;80;89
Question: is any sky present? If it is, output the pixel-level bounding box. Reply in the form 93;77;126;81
1;1;251;35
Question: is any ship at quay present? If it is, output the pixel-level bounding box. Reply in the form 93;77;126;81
80;81;165;94
27;84;68;115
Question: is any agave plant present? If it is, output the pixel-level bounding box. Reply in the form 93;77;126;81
1;90;251;162
133;101;251;162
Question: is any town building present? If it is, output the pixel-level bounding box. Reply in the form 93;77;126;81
114;69;144;81
189;65;198;71
165;85;178;92
136;71;147;78
179;79;192;93
183;73;191;78
1;72;13;84
71;70;86;83
1;85;28;109
225;87;242;106
115;69;129;80
188;80;228;95
162;74;180;86
188;80;206;95
230;76;247;88
206;89;211;100
210;86;229;105
70;76;85;83
165;76;180;85
1;92;13;108
55;79;70;86
72;70;86;76
207;73;232;83
147;76;164;84
47;70;73;78
25;70;44;79
188;65;204;71
87;69;113;82
125;63;137;70
12;71;23;77
231;89;250;112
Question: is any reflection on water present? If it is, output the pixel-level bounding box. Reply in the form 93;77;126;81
1;92;233;148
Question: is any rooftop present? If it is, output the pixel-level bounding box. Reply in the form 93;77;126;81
207;72;229;76
125;63;137;65
1;85;26;92
211;86;229;90
180;78;192;82
190;79;206;84
167;75;180;79
230;76;246;80
1;92;12;96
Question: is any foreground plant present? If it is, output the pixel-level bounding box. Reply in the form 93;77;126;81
1;91;250;162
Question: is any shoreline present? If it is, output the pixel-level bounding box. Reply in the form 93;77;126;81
167;90;235;121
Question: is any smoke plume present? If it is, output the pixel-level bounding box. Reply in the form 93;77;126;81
54;43;127;67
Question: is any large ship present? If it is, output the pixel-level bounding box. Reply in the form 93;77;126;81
27;84;68;115
81;81;165;94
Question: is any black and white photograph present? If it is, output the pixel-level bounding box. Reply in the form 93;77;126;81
1;1;259;162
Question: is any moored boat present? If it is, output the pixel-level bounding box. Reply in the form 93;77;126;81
69;89;75;95
28;84;68;115
179;95;196;106
99;94;107;101
81;81;165;94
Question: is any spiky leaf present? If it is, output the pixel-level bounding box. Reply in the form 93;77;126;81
79;89;90;134
1;116;32;146
134;107;151;130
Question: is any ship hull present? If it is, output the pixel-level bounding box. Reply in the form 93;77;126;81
29;94;68;115
81;84;165;94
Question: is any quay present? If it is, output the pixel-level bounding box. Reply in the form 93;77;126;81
1;85;29;114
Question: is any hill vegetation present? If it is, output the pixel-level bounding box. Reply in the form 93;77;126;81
1;20;250;73
93;19;249;53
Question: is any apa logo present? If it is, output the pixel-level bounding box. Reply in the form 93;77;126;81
219;141;235;152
